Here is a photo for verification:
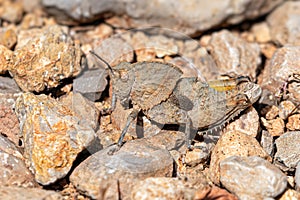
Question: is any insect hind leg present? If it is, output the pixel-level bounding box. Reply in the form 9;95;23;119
117;109;139;146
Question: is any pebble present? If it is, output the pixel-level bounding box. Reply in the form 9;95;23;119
296;162;300;191
15;93;96;185
72;68;108;102
287;114;300;131
42;0;283;36
261;117;285;136
220;156;287;200
209;130;271;185
279;189;300;200
208;30;261;80
0;28;17;49
8;25;82;92
70;139;174;199
59;92;100;131
0;0;23;23
279;101;296;120
0;76;20;93
261;46;300;102
251;22;271;43
221;106;260;137
267;1;300;45
0;186;63;200
0;44;13;74
260;130;274;156
275;131;300;170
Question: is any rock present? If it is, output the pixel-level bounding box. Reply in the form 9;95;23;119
70;139;173;199
221;106;260;137
265;105;279;120
0;28;17;49
287;114;300;131
0;149;37;188
0;77;20;93
0;134;22;159
279;189;300;200
0;186;63;200
261;117;285;136
131;177;186;200
209;130;271;185
208;30;261;80
59;92;100;131
260;130;274;156
261;46;300;102
0;93;20;146
73;68;108;102
279;101;296;120
296;162;300;191
8;25;82;92
220;156;287;199
275;131;300;170
42;0;283;36
93;36;134;67
194;186;238;200
267;1;300;46
0;44;13;74
251;22;271;43
0;0;23;23
15;93;96;185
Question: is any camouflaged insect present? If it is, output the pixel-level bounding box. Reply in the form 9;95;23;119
90;51;262;150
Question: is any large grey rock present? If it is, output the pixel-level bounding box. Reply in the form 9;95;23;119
275;131;300;170
70;138;174;199
42;0;284;36
220;156;287;200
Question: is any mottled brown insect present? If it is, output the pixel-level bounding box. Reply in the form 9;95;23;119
90;51;262;150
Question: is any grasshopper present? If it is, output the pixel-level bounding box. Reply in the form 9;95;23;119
90;51;262;150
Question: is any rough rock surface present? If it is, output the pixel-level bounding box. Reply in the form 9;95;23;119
208;30;261;80
220;156;287;200
0;186;63;200
274;131;300;170
0;28;17;49
70;139;174;199
267;1;300;46
209;130;271;185
8;25;82;92
15;93;96;185
296;162;300;191
41;0;284;36
0;44;13;74
0;0;23;23
261;46;300;101
0;77;20;93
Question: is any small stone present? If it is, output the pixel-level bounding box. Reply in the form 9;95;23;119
261;46;300;101
194;186;238;200
0;44;13;74
209;131;271;185
0;93;20;146
222;106;260;137
93;36;134;67
260;130;274;156
20;12;45;30
287;114;300;131
260;43;277;59
279;189;300;200
261;117;285;136
0;186;63;200
70;139;173;199
220;156;287;199
8;25;82;92
0;0;23;23
295;162;300;191
15;93;96;185
73;68;108;102
266;105;279;120
0;134;22;159
0;77;21;93
0;28;17;49
131;177;186;200
267;1;300;46
275;131;300;170
184;148;209;167
279;101;296;120
59;92;100;131
251;22;271;43
208;30;261;80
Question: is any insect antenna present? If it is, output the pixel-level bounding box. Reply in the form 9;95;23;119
89;50;115;77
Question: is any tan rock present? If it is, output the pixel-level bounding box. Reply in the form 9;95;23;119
261;117;285;136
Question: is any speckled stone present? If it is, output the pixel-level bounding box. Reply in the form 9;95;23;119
15;93;96;185
8;25;82;92
220;156;287;200
209;130;271;185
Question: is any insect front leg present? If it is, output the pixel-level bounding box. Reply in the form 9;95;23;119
117;108;139;147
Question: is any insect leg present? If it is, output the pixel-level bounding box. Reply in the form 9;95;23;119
185;116;193;150
117;109;139;147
